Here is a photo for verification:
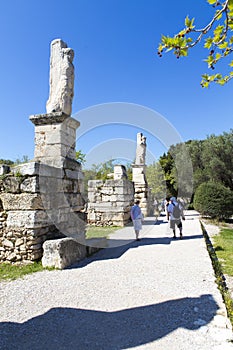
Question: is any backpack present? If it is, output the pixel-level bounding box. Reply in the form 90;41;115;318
172;203;181;219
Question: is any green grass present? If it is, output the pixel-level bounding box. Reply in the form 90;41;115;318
201;223;233;328
0;261;54;281
213;228;233;276
86;225;121;239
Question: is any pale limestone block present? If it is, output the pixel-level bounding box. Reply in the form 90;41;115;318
15;238;24;247
0;193;44;211
2;239;14;248
101;187;114;195
46;39;75;116
113;165;127;180
1;176;20;193
20;176;40;193
7;210;49;228
42;237;86;269
89;180;104;188
6;252;17;262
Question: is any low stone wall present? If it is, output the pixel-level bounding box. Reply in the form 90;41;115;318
0;161;86;263
87;179;134;226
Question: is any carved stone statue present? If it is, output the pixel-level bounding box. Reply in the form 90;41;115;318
135;132;146;165
46;39;74;116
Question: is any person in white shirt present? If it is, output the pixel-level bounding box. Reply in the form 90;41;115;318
131;200;143;241
167;197;185;239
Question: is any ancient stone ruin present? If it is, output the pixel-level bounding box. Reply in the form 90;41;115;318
87;165;134;226
46;39;75;116
0;39;86;264
132;133;153;216
87;134;154;225
0;40;154;267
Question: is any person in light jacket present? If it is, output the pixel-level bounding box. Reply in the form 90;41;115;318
167;197;185;239
131;200;143;241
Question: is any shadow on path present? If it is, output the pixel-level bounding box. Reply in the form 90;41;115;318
76;233;203;268
0;294;218;350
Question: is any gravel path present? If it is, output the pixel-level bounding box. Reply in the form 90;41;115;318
0;211;233;350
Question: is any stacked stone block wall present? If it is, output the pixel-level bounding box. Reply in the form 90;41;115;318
0;161;85;263
87;179;134;227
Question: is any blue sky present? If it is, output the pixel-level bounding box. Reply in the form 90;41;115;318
0;0;232;168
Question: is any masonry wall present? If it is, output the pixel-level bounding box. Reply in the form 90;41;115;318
0;162;86;263
87;179;134;227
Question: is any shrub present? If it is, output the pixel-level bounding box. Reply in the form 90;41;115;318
194;181;233;220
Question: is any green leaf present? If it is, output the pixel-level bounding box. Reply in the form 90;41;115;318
229;60;233;67
204;37;213;49
185;15;191;27
214;25;224;36
180;48;188;56
202;73;209;80
229;21;233;30
214;73;222;80
218;42;228;49
185;16;195;29
217;78;226;85
207;0;216;5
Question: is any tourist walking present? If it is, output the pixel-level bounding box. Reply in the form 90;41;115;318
131;200;143;241
167;197;185;239
153;198;160;222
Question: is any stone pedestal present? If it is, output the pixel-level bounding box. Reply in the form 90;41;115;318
132;164;151;216
30;112;80;168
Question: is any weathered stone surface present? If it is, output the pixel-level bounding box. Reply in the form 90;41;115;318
42;237;86;269
12;162;64;178
2;239;14;248
1;176;21;193
113;165;128;180
46;39;74;116
30;112;69;126
6;252;17;262
87;175;134;226
0;40;86;264
135;132;146;165
20;176;40;193
31;116;80;167
7;210;48;228
15;238;24;247
88;180;104;188
0;193;44;211
0;165;10;175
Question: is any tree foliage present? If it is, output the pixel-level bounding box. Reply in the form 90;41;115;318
146;162;167;200
0;159;14;166
158;0;233;87
76;150;86;165
159;130;233;202
194;181;233;219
